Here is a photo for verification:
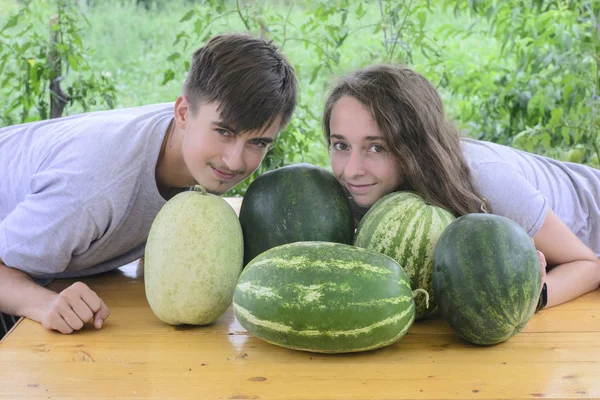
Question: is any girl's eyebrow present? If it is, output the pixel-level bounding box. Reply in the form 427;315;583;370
330;134;384;141
363;135;385;141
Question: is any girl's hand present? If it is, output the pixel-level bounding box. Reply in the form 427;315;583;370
537;249;547;292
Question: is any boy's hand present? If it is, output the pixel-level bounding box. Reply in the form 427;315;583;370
41;282;110;334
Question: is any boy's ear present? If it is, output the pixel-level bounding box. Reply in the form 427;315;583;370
174;95;190;129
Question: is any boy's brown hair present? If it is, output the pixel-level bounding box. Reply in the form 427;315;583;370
183;33;297;133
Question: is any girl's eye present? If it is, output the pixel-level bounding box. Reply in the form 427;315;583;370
332;142;348;151
369;144;384;153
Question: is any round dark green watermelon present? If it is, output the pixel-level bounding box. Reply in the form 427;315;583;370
432;213;541;345
239;163;354;265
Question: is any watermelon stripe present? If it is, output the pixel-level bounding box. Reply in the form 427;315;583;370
433;214;540;345
233;303;414;337
235;281;282;300
354;192;455;319
233;242;416;353
248;256;394;276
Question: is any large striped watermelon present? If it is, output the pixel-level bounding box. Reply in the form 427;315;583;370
432;214;541;345
239;163;354;265
354;191;455;319
233;241;417;353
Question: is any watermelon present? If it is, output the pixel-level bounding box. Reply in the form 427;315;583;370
239;163;354;265
233;241;419;353
145;185;243;325
354;191;455;319
432;213;541;345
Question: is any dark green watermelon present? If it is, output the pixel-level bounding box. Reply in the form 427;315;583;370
432;213;541;345
239;163;354;265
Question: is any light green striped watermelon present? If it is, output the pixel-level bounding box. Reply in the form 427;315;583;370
354;191;455;319
232;241;418;353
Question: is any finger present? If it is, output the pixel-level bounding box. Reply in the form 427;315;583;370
78;286;103;314
56;301;85;331
68;296;95;324
93;300;110;329
43;310;73;334
537;250;547;268
77;287;110;329
53;317;74;334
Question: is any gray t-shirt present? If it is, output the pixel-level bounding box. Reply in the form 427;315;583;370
0;103;174;278
463;138;600;256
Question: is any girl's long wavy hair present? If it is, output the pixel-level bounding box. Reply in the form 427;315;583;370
322;64;483;216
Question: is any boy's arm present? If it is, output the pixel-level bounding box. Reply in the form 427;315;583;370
0;258;110;334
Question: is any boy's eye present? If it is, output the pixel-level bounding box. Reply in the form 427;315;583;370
332;142;348;151
216;128;230;136
250;139;268;149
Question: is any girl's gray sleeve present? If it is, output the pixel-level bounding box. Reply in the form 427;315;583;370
469;161;548;237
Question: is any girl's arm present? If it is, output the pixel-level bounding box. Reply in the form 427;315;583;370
533;208;600;308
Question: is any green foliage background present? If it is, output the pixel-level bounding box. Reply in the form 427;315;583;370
1;0;598;195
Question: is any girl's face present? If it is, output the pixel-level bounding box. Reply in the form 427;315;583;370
329;96;404;208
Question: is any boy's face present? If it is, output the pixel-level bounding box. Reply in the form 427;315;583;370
175;97;279;195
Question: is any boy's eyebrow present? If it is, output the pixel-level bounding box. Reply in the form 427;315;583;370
213;120;275;143
252;137;274;144
212;120;239;135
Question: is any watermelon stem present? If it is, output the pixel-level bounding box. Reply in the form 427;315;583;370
412;288;430;309
192;185;208;195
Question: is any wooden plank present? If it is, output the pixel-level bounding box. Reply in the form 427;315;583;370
0;361;598;399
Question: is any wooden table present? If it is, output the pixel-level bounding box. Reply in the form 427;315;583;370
1;198;599;399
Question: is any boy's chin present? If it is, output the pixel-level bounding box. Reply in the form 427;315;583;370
203;180;243;196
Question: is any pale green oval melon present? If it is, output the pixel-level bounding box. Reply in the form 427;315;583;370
144;186;243;325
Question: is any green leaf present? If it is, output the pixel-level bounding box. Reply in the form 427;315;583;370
67;53;79;71
356;2;365;18
162;68;175;86
1;13;20;33
418;10;427;29
541;132;552;149
549;108;563;126
561;126;571;145
167;52;181;62
173;32;188;46
309;63;323;84
180;10;195;23
71;32;83;48
194;19;203;35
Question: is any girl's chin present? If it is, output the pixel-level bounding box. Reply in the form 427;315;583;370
350;197;374;211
